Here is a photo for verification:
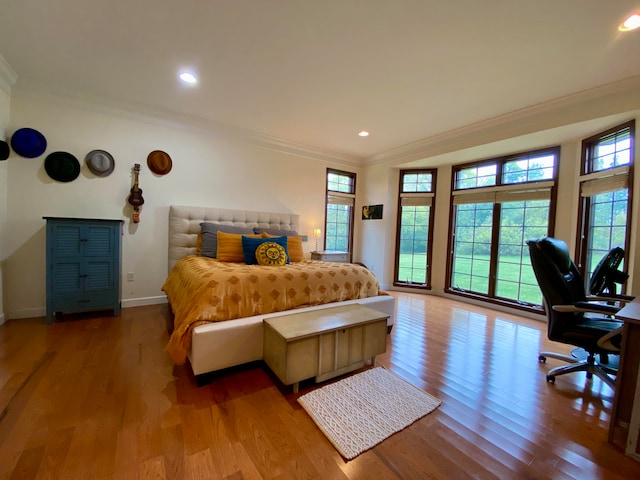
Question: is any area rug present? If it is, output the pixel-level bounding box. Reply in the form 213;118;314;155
297;367;441;460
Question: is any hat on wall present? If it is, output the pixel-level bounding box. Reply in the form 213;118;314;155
147;150;172;175
11;127;47;158
44;151;81;182
0;140;9;161
86;149;115;177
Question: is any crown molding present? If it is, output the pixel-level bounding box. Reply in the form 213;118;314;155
11;81;362;167
0;55;18;96
240;131;363;167
365;75;640;167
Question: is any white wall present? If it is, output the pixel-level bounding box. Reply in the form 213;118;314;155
0;88;10;325
4;92;354;319
354;165;398;286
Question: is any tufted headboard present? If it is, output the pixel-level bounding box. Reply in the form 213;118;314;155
168;205;300;272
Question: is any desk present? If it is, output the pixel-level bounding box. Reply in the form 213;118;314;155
609;300;640;460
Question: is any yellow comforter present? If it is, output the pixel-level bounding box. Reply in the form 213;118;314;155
163;256;382;364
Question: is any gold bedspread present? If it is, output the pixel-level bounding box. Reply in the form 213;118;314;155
162;256;382;364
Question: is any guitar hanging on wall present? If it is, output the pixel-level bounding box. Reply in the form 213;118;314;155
127;163;144;223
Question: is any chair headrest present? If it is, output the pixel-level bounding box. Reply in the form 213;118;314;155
529;237;573;274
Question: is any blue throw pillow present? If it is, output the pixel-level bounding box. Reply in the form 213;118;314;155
242;235;289;265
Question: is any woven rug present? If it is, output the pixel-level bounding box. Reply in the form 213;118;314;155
297;367;441;460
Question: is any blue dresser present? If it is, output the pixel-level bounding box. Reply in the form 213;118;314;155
44;217;123;323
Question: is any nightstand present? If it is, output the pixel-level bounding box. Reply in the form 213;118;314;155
44;217;123;323
310;251;350;263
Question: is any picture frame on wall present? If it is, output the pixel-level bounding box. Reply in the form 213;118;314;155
362;204;383;220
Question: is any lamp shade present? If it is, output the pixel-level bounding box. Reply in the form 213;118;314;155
313;228;321;238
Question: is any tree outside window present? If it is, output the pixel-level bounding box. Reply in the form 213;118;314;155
395;170;436;288
576;121;634;290
448;148;559;311
324;169;356;254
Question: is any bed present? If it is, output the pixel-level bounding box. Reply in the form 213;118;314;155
163;205;396;381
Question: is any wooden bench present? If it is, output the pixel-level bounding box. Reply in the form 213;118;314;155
263;304;389;392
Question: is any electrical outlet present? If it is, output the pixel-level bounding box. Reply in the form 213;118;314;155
127;272;134;282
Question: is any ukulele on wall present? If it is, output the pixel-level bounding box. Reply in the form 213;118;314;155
128;163;144;223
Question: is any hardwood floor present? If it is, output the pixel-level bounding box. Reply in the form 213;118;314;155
1;292;639;479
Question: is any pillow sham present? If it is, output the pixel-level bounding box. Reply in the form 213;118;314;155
200;223;254;258
253;227;299;237
217;231;262;262
262;233;304;262
241;235;289;265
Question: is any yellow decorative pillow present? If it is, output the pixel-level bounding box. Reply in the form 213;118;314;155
255;241;287;266
217;231;262;262
263;234;304;262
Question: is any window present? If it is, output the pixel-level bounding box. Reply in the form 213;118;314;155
394;169;436;288
324;169;356;254
576;121;634;289
448;147;559;311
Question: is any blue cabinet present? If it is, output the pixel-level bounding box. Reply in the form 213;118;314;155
44;217;123;323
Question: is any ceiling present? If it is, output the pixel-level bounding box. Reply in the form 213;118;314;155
1;1;640;167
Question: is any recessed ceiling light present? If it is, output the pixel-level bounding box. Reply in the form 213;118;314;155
619;13;640;31
179;72;198;85
358;131;370;137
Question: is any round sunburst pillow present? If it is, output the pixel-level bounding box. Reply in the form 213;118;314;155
255;241;287;266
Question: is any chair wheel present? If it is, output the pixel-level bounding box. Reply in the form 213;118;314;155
546;375;555;383
539;355;547;363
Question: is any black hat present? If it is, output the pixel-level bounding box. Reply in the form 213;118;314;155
0;140;9;161
86;149;115;177
11;127;47;158
44;151;81;182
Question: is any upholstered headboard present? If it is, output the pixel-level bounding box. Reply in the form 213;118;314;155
168;205;300;271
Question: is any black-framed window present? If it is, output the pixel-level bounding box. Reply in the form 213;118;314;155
324;168;356;254
447;147;559;311
394;169;436;288
576;121;634;290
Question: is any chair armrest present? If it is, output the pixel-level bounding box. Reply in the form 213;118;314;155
553;302;619;315
575;301;620;314
597;326;623;352
586;294;635;303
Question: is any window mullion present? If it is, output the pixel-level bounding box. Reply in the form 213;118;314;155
488;203;501;298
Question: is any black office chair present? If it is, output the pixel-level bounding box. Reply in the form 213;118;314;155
527;237;630;389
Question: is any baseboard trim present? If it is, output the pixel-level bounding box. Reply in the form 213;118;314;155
4;296;169;321
5;307;45;321
386;287;544;322
121;296;168;308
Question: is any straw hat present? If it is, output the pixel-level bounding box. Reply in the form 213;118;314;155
147;150;172;175
86;149;115;177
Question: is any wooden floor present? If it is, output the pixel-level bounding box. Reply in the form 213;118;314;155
1;292;640;479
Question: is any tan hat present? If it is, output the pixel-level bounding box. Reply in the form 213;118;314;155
147;150;172;175
86;149;115;177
